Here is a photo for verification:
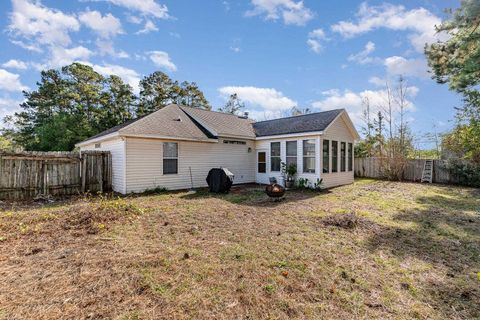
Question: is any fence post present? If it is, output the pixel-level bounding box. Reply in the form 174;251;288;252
98;154;103;193
81;154;87;193
43;162;48;196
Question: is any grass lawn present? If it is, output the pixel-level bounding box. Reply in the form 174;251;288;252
0;179;479;319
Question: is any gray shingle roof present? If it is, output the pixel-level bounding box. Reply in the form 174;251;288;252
180;106;256;138
253;109;344;137
78;105;347;145
78;105;216;144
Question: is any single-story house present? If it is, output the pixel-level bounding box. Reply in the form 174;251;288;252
76;104;360;193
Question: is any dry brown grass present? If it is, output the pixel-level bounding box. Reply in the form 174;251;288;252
0;179;479;319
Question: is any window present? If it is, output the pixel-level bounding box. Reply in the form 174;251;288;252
258;152;266;173
340;142;346;172
322;139;329;173
286;141;297;167
303;139;316;173
348;143;353;171
94;143;101;149
270;142;281;172
163;142;178;174
332;141;338;173
223;140;246;145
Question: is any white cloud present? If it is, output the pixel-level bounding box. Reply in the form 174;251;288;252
348;41;377;64
49;46;93;67
384;56;429;78
368;76;385;87
312;86;418;125
2;59;28;70
126;15;143;24
8;0;80;47
136;20;159;34
79;10;123;38
246;0;314;26
307;28;327;53
230;46;241;53
10;39;43;52
0;69;29;92
218;86;297;111
331;2;446;52
88;63;141;93
0;97;23;123
148;51;177;72
95;39;129;58
101;0;170;19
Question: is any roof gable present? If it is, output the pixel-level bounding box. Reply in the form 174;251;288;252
179;106;256;139
253;109;344;137
118;104;214;141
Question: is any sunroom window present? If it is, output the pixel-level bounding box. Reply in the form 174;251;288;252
322;139;329;173
332;141;338;173
303;139;315;173
286;141;297;168
270;142;281;172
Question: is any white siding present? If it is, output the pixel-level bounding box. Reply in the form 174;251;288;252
255;135;321;186
125;137;255;193
79;138;126;193
321;114;355;188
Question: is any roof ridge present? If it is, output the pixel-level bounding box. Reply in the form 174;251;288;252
178;104;251;119
255;108;344;124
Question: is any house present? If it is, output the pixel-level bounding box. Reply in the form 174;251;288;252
76;104;360;193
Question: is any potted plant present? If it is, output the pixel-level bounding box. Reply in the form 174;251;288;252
281;162;297;189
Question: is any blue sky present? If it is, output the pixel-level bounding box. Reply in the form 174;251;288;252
0;0;461;148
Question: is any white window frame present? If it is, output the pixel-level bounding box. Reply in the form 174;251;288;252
163;142;178;175
258;151;266;173
332;140;338;173
302;139;316;173
322;139;330;174
270;142;281;172
348;142;353;172
286;140;297;168
340;141;346;172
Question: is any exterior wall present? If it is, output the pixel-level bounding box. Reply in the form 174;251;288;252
125;137;255;193
321;115;355;188
255;135;321;186
79;138;126;193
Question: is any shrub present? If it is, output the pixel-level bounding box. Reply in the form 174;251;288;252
142;187;168;195
445;159;480;187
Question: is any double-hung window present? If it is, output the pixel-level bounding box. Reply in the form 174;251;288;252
332;141;338;173
163;142;178;174
340;142;346;172
286;141;297;168
303;139;316;173
348;143;353;171
322;139;329;173
270;142;281;172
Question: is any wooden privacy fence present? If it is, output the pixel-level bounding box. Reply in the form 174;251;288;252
354;157;460;184
0;151;112;200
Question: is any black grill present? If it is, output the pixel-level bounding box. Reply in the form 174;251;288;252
206;168;234;193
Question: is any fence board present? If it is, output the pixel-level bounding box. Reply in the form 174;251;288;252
354;157;467;185
0;151;111;200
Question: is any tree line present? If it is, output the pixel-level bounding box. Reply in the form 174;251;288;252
3;63;210;151
425;0;480;164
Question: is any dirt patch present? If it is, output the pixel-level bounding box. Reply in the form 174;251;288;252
320;212;377;230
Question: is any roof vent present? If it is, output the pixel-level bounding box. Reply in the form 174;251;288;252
174;116;182;121
238;112;249;119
